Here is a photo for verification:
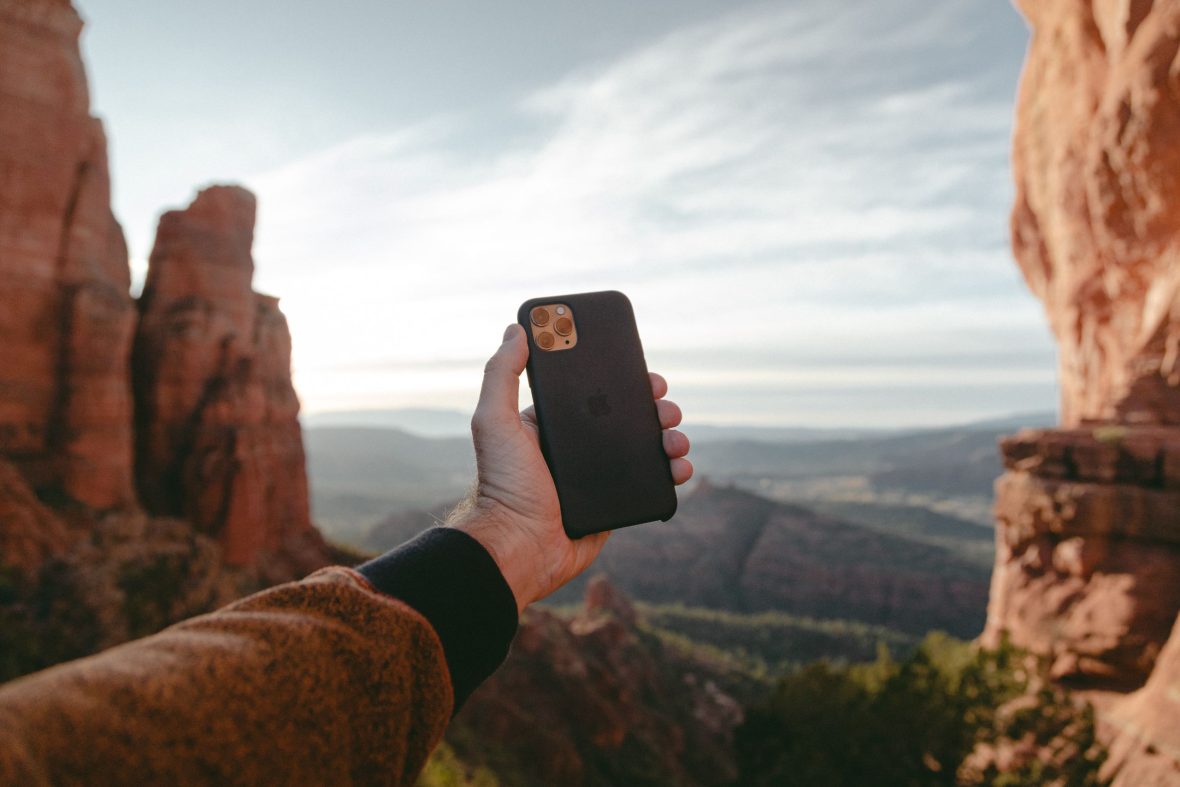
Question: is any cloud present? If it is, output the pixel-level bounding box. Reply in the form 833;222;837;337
242;0;1044;426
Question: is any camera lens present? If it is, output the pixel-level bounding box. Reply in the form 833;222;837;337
554;316;573;336
530;307;550;327
537;331;555;349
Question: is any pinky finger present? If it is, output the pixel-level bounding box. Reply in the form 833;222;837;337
670;457;694;485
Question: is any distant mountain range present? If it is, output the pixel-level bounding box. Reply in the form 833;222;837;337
303;408;475;438
359;482;990;638
304;407;1056;441
307;410;1052;539
305;410;1029;638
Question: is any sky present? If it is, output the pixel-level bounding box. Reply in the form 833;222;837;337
74;0;1054;428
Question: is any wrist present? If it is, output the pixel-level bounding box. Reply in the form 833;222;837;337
448;498;549;614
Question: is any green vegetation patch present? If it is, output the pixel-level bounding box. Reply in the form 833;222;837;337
638;602;918;674
734;634;1108;786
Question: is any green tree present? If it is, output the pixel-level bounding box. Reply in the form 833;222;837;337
734;635;1106;786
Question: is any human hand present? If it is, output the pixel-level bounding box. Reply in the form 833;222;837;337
450;323;692;614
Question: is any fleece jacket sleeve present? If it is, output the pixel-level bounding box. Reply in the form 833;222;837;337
0;567;455;787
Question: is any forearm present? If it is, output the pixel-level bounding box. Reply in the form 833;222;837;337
354;525;519;709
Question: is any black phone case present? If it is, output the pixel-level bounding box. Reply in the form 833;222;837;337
518;290;677;539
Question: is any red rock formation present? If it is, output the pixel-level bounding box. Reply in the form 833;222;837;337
582;573;639;628
134;187;324;571
1102;611;1180;785
1010;0;1180;427
988;1;1180;781
0;0;136;512
0;460;75;580
983;428;1180;688
451;579;743;787
0;0;327;587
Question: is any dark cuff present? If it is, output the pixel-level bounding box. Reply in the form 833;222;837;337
356;527;518;713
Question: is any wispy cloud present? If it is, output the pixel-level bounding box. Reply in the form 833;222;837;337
242;0;1044;427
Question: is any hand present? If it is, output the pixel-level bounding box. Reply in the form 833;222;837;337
450;323;693;613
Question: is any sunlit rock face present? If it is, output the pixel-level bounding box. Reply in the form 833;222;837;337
0;0;326;583
0;0;136;512
134;187;324;571
1010;0;1180;427
1102;610;1180;785
987;1;1180;782
983;428;1180;689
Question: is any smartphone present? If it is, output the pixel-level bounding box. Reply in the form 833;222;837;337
517;290;677;539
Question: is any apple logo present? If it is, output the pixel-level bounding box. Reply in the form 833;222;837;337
587;390;611;417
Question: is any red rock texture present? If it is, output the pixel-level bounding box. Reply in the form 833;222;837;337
0;0;136;511
982;428;1180;688
1103;611;1180;785
0;460;76;581
451;579;744;787
0;0;327;585
992;1;1180;781
134;187;324;571
1011;0;1180;427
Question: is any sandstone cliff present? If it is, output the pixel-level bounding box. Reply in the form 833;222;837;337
134;187;324;575
0;0;136;512
0;0;329;677
985;1;1180;782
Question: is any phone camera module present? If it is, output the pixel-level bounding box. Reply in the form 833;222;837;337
554;316;573;336
530;307;550;327
537;331;555;349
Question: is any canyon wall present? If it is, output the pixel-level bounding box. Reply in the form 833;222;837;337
0;0;136;514
0;0;326;586
984;0;1180;782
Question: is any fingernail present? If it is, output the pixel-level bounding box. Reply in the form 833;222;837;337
503;324;517;341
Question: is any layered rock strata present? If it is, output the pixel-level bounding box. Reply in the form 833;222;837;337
134;187;322;570
991;0;1180;782
983;428;1180;689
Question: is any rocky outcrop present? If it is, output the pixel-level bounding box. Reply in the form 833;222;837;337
0;460;75;581
0;0;136;512
0;0;328;677
133;187;323;571
983;428;1180;688
450;578;744;787
988;1;1180;782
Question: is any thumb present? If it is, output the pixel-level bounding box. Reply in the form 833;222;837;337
474;324;528;426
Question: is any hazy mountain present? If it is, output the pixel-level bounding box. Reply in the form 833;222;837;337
303;408;1054;442
305;412;1049;541
305;427;473;541
550;482;990;638
357;481;991;639
303;408;473;437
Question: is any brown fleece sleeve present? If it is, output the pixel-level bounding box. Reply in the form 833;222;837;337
0;567;453;787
